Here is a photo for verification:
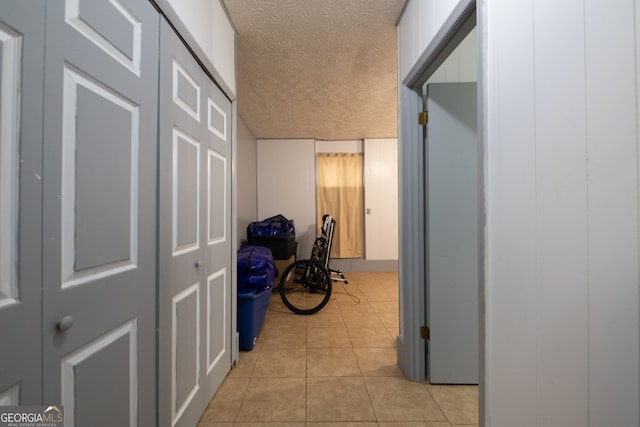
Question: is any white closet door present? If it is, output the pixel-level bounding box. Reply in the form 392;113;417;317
0;1;45;405
158;19;233;427
40;1;159;425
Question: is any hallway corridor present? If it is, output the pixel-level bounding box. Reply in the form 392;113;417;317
198;272;478;426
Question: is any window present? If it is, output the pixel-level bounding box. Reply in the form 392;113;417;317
315;152;364;258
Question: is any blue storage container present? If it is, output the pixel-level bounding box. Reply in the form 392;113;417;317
237;287;272;350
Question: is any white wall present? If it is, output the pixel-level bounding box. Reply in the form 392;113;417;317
256;139;316;258
398;0;640;425
364;139;398;260
398;0;460;82
315;140;363;153
236;116;257;246
256;139;399;265
165;0;236;96
428;27;477;84
484;0;639;425
316;139;399;260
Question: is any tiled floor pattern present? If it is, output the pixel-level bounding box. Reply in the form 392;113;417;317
199;271;478;427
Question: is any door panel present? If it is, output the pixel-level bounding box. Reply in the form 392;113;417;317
208;151;226;243
174;130;201;253
74;83;133;269
61;319;137;426
61;68;137;285
202;63;232;404
64;0;142;75
174;62;201;121
41;1;159;425
207;271;227;372
426;82;479;384
0;1;45;404
207;98;228;141
159;19;233;427
173;283;200;419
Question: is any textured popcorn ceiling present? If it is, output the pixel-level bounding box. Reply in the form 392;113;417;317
222;0;405;140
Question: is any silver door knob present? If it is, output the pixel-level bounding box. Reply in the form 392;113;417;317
56;315;74;332
195;260;202;268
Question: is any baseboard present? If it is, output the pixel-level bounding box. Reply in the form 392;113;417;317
327;259;398;272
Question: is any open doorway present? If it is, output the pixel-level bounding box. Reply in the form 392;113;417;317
423;28;479;385
397;0;484;424
424;82;479;384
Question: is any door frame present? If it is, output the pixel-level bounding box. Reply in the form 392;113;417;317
397;0;485;423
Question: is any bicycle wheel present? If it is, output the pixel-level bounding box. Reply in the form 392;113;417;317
279;259;332;315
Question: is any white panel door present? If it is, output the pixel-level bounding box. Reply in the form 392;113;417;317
0;1;45;404
426;82;478;384
40;1;159;425
158;19;233;427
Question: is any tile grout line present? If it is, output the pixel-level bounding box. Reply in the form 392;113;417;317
424;383;453;426
211;271;474;426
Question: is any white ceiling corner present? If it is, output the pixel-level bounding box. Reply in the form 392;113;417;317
222;0;406;140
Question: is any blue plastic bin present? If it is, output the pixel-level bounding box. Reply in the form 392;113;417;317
237;287;272;350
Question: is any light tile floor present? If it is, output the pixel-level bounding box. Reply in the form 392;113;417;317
199;271;478;427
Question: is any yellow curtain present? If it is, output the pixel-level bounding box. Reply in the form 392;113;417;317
316;153;364;258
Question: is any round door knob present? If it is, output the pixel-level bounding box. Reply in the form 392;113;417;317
195;260;203;268
56;315;74;332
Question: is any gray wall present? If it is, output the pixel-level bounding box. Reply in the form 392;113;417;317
398;0;640;425
256;139;317;258
236;116;258;246
483;1;639;425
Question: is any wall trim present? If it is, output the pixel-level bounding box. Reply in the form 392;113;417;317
397;84;426;381
230;100;239;364
150;0;236;102
328;259;398;273
476;2;486;425
403;0;476;89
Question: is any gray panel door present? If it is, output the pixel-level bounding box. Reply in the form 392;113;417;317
426;82;479;384
0;1;45;405
158;20;233;427
40;1;159;424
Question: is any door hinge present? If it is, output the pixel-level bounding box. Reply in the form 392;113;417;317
421;325;430;340
418;111;429;126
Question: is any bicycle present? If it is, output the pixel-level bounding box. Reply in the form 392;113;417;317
279;215;338;315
